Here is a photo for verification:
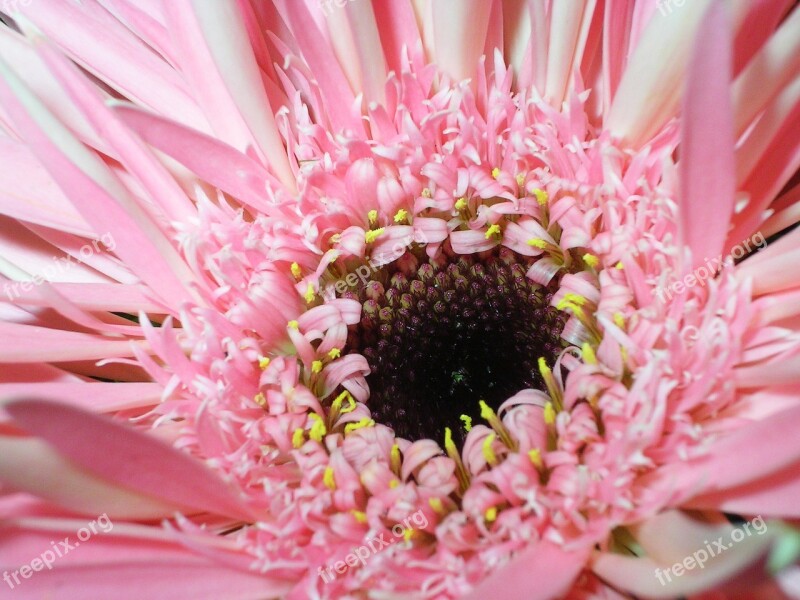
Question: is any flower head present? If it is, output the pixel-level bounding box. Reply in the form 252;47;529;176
1;1;800;598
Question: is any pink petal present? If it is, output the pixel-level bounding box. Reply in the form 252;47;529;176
4;400;256;521
678;0;736;270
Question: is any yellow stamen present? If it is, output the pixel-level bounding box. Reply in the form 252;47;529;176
428;497;445;514
292;427;305;448
444;427;470;493
485;224;502;240
323;466;336;490
352;510;367;524
389;479;400;489
365;228;385;244
311;360;323;374
581;342;598;365
309;413;327;442
613;312;626;329
459;414;473;432
528;448;543;469
329;233;341;245
393;209;408;223
344;418;375;434
454;197;468;211
515;173;526;187
403;528;414;541
533;188;548;205
288;320;299;330
544;402;556;425
526;238;548;249
368;209;378;225
304;283;316;303
491;167;501;179
327;348;341;359
485;506;498;522
478;400;516;449
582;253;599;268
482;432;498;466
615;261;624;270
290;262;302;279
390;444;401;475
421;188;432;198
330;389;356;423
258;356;271;369
253;392;266;407
538;357;563;411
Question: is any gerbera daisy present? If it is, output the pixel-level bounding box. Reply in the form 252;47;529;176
1;0;800;598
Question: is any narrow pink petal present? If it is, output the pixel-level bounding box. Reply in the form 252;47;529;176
592;530;772;598
432;0;492;83
0;436;180;519
0;382;162;415
464;539;591;600
0;137;92;236
601;0;635;115
4;400;256;521
0;322;139;362
16;282;164;313
687;460;800;517
114;104;278;212
371;0;422;76
0;57;199;310
163;1;295;190
15;0;209;132
678;0;736;270
343;0;387;105
544;0;593;105
0;521;288;599
732;6;800;137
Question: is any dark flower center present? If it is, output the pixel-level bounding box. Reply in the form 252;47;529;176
343;248;567;443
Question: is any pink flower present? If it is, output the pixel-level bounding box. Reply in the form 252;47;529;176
1;1;799;598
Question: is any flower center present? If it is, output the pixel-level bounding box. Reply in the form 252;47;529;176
345;248;567;443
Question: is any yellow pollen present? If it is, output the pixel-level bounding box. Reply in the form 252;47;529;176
323;466;336;490
389;479;400;489
444;427;470;493
422;188;432;198
581;342;598;365
459;414;473;432
491;167;501;179
444;427;457;456
516;173;526;187
533;188;548;205
368;209;378;225
288;320;299;330
544;402;556;425
311;360;323;374
309;413;327;442
454;197;468;211
582;253;599;268
304;283;316;303
393;209;408;223
528;448;543;469
615;261;624;270
613;312;626;329
352;510;367;524
403;528;414;541
485;506;498;522
390;444;401;474
482;433;498;466
330;233;341;245
344;418;375;434
332;389;356;415
526;238;548;249
479;399;496;422
429;497;445;513
258;356;271;369
292;428;305;448
365;228;385;244
253;392;266;407
290;262;302;279
485;224;502;239
327;348;341;359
